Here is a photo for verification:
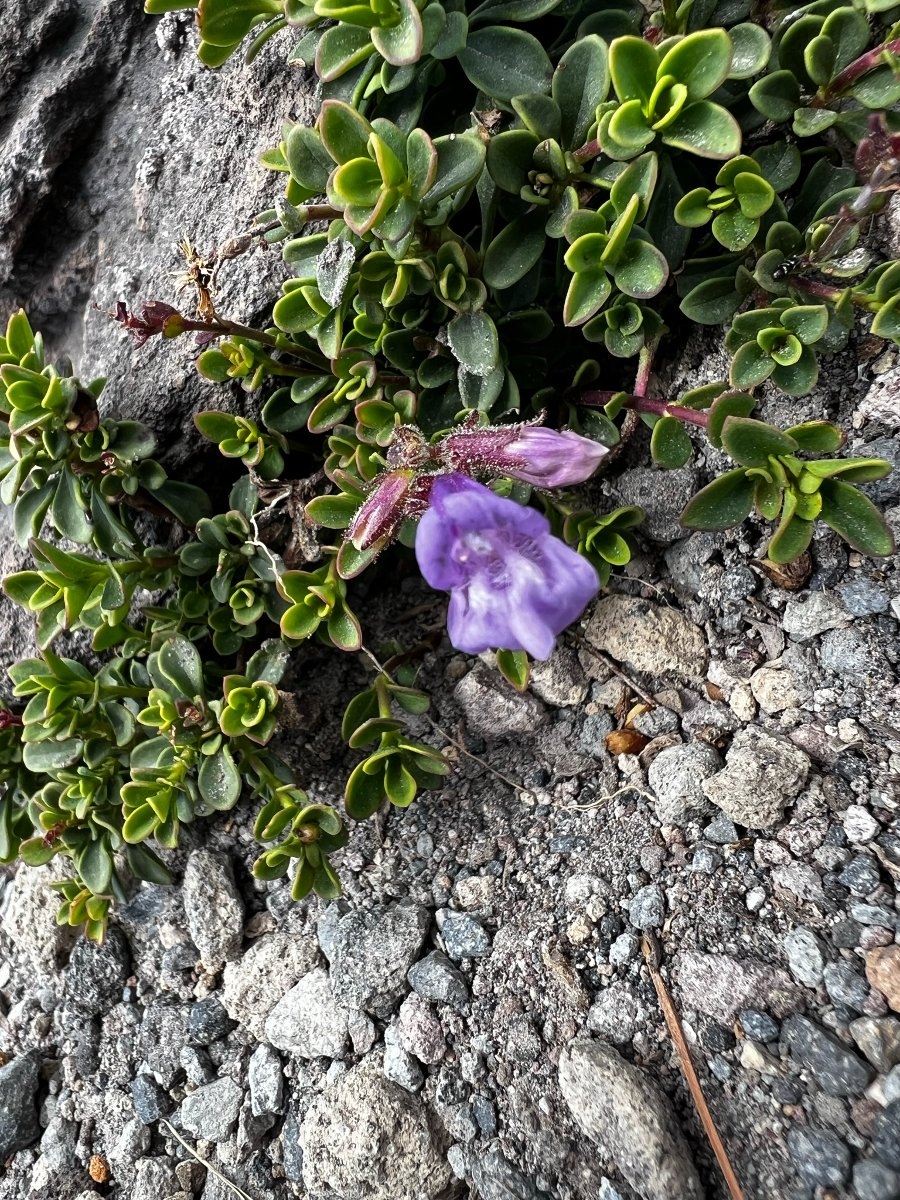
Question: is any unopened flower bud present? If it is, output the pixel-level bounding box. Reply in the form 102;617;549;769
347;470;435;552
441;423;608;488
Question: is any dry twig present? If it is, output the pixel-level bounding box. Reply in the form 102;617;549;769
641;938;747;1200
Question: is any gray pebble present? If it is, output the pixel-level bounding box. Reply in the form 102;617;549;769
178;1076;242;1142
874;1102;900;1170
383;1040;423;1092
609;933;640;965
839;856;882;896
839;579;890;616
0;1052;41;1160
438;910;491;960
178;1046;215;1086
704;815;739;844
823;962;870;1013
407;951;469;1009
787;1126;851;1188
628;884;665;930
739;1010;780;1042
783;927;826;988
852;1160;900;1200
248;1044;284;1118
188;997;233;1045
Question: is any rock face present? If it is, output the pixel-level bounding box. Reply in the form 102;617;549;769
0;1051;42;1161
558;1039;703;1200
299;1053;452;1200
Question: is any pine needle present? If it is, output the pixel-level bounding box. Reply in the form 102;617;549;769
160;1121;256;1200
641;938;747;1200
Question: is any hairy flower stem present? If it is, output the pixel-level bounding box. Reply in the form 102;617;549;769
806;158;900;266
822;37;900;101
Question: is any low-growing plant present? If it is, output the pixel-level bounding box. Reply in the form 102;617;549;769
1;0;898;938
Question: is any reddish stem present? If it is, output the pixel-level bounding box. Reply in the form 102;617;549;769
824;37;900;101
579;390;710;428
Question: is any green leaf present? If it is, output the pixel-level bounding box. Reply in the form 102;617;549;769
784;422;843;453
14;483;53;546
371;0;424;67
125;843;173;885
318;100;372;165
680;275;743;324
658;29;733;100
306;492;360;528
650;416;692;468
792;107;838;138
728;23;771;79
122;804;159;845
75;839;113;896
468;0;562;23
342;688;379;740
315;23;375;83
720;417;799;467
152;480;211;526
157;636;205;699
327;605;362;651
385;755;417;807
22;738;83;772
457;27;553;105
819;479;895;557
749;70;800;121
553;35;610;148
680;468;754;529
483;214;546;290
768;513;814;564
662;101;741;160
198;748;242;811
496;648;530;692
609;35;658;105
613;239;669;299
285;124;335;190
447;311;499;377
51;469;93;545
345;756;387;820
422;135;486;207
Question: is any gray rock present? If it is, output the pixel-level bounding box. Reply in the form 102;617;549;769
853;1160;900;1200
249;1044;284;1118
131;1072;173;1124
782;1014;874;1096
783;927;826;988
609;933;640;966
844;805;881;844
529;646;589;706
583;595;708;680
222;932;319;1040
264;967;351;1060
839;854;882;896
179;1045;215;1086
613;466;699;544
178;1075;243;1142
131;1157;180;1200
786;1126;851;1188
558;1039;702;1200
628;885;665;930
701;728;809;828
63;926;130;1016
280;1107;304;1183
738;1010;779;1042
455;661;549;738
2;864;75;977
137;1003;191;1088
0;1051;41;1161
849;1017;900;1073
300;1053;451;1199
823;962;870;1013
782;593;848;641
678;951;802;1024
873;1102;900;1170
407;951;469;1009
704;815;738;844
750;666;808;714
647;743;720;825
383;1040;424;1092
587;982;646;1044
449;1143;552;1200
840;578;891;616
820;626;883;676
29;1116;79;1194
886;1065;900;1105
438;909;491;960
182;850;244;971
317;900;350;960
396;994;446;1064
328;904;430;1016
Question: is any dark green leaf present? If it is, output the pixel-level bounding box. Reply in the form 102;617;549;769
680;467;754;529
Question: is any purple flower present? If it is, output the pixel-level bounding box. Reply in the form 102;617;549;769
415;474;599;660
441;423;608;488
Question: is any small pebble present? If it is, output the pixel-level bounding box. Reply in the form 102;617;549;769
787;1126;851;1188
739;1010;780;1043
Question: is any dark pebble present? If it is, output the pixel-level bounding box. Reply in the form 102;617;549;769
770;1077;804;1105
189;997;234;1045
787;1126;851;1188
823;962;870;1013
131;1073;172;1123
782;1015;874;1097
838;856;882;896
831;919;863;949
740;1009;780;1043
873;1102;900;1171
702;1021;736;1052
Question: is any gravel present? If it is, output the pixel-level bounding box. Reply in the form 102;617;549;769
646;743;720;825
437;909;491;959
131;1074;173;1124
628;884;665;930
583;596;708;679
407;951;470;1009
853;1159;900;1200
783;927;827;988
782;1014;875;1097
872;1102;900;1170
264;967;351;1059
